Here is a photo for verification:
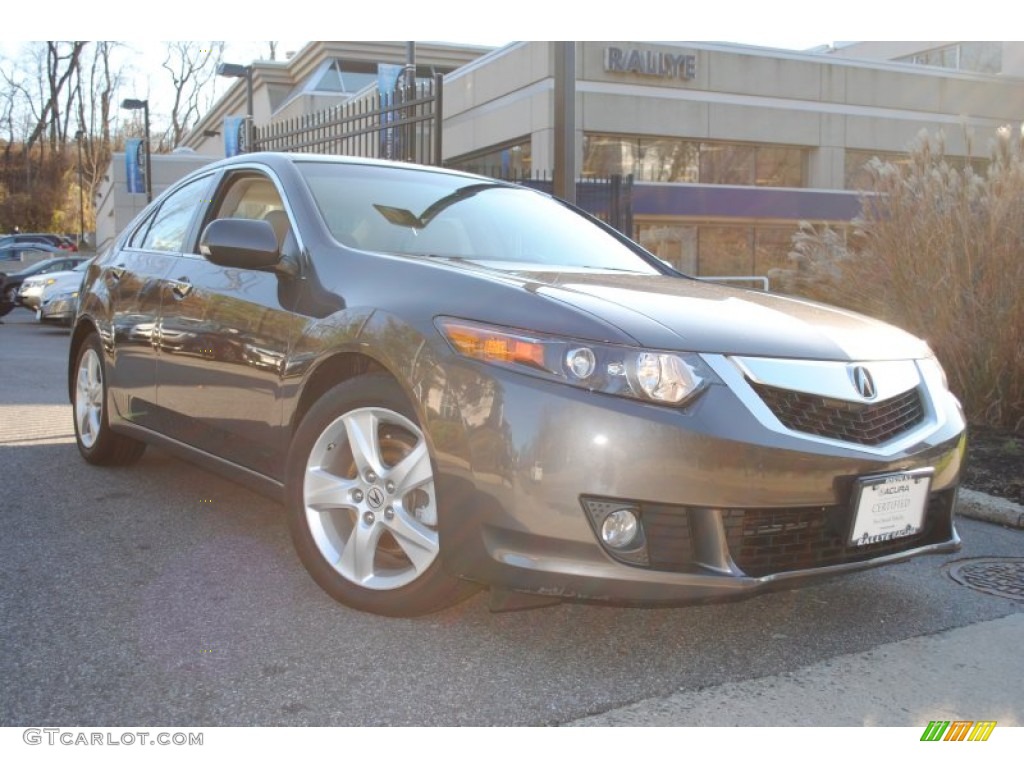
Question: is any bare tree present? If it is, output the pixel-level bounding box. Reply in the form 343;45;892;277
160;41;224;150
266;41;278;61
73;42;125;232
24;41;86;152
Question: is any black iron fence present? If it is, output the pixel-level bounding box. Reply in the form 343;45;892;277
468;169;634;236
254;74;443;165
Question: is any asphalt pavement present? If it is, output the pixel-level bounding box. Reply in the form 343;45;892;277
1;310;1022;728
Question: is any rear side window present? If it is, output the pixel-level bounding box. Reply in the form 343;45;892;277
140;175;213;253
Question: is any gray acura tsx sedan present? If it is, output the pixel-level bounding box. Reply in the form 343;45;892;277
69;153;965;616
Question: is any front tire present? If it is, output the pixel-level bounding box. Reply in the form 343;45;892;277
72;333;147;466
286;374;476;616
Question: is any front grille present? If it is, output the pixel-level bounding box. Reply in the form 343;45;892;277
723;490;955;577
751;382;925;445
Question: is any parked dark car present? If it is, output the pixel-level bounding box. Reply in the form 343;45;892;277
69;153;965;616
0;232;77;252
0;242;65;263
1;255;88;316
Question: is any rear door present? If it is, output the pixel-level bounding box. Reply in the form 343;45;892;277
104;174;214;431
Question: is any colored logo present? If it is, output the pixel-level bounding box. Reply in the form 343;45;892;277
920;720;996;741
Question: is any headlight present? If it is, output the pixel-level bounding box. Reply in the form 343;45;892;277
437;318;715;405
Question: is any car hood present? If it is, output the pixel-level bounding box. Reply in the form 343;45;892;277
41;270;85;290
456;264;931;361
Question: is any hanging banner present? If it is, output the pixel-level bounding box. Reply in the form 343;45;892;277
224;116;246;157
125;138;145;194
377;63;404;160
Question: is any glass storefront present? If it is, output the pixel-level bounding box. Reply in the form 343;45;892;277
447;140;532;178
845;150;989;189
584;134;806;188
636;221;800;284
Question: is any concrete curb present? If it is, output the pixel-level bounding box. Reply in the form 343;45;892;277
958;487;1024;530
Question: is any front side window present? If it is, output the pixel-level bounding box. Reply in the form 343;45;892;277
206;172;291;257
141;175;214;253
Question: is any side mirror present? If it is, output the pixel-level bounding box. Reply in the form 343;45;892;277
199;218;280;270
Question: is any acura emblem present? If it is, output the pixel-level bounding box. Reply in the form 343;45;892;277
851;365;876;400
367;487;385;509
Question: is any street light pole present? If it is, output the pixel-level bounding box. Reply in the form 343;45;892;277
121;98;152;203
75;129;85;248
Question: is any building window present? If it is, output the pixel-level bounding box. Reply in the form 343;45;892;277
845;149;988;189
699;226;754;276
584;134;806;187
896;43;1002;74
447;140;532;178
636;222;697;273
636;222;798;282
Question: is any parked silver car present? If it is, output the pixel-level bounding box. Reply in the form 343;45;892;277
38;259;93;325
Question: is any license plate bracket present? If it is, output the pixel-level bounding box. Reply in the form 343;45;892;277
849;469;932;547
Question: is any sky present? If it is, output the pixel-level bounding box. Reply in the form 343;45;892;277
7;0;1008;51
2;0;1008;139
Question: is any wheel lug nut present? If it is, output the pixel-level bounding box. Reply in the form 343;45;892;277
327;442;336;451
363;511;375;525
366;471;377;483
352;490;364;502
385;481;395;494
384;506;394;520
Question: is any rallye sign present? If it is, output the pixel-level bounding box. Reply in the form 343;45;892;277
604;46;696;80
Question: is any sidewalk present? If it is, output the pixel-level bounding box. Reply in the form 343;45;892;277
567;612;1024;726
958;487;1024;529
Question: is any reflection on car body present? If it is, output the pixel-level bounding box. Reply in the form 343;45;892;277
68;153;965;616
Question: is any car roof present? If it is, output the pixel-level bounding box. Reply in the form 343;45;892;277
7;256;85;277
196;151;499;185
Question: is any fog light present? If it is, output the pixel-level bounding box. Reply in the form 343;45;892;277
580;497;649;566
601;508;639;549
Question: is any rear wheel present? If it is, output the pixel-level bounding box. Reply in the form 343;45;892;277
72;333;147;466
286;374;476;616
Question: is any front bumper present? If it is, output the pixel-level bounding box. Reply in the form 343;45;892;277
40;296;77;324
431;358;965;603
18;287;44;310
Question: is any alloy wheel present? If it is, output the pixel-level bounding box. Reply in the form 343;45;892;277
303;407;439;590
75;347;104;449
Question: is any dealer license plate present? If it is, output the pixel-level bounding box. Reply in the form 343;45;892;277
849;469;932;547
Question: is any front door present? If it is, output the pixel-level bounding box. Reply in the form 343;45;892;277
156;170;306;478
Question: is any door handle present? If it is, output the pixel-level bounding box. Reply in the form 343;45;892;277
109;265;126;281
171;277;193;300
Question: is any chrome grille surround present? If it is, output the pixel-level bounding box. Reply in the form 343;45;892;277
702;354;949;456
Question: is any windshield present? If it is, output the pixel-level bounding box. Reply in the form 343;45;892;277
298;162;659;274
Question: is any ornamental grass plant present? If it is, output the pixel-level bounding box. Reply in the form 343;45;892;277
774;127;1024;430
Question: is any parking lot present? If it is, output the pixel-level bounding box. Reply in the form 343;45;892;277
1;309;1022;726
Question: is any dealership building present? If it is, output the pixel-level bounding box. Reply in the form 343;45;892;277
100;41;1024;280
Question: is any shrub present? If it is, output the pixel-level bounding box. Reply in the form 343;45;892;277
773;128;1024;430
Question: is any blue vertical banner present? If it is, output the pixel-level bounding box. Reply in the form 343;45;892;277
224;116;246;157
377;63;404;160
125;138;145;194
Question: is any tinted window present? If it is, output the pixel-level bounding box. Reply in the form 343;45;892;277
141;175;213;253
208;172;291;259
127;210;157;250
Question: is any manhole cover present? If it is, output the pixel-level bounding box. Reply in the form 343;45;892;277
947;558;1024;601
